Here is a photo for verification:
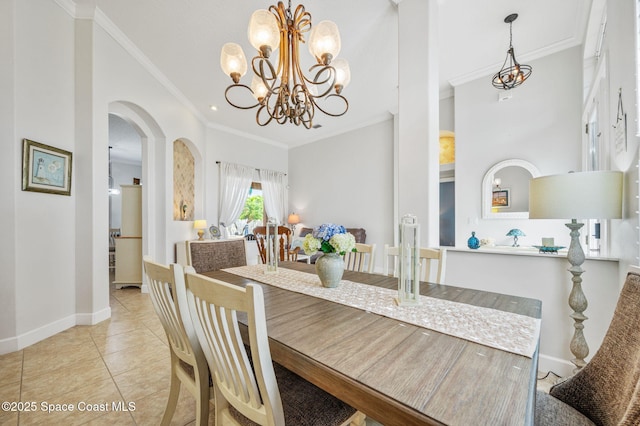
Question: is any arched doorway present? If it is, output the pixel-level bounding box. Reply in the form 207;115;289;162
108;101;166;293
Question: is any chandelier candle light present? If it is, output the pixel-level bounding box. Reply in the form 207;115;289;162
396;215;421;306
491;13;532;90
265;217;279;274
220;1;350;128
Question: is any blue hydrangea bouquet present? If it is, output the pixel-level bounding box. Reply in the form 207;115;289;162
302;223;356;256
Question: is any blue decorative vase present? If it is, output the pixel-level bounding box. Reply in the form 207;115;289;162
467;232;480;249
315;253;345;288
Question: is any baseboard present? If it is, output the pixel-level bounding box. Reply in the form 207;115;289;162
0;336;18;355
76;306;111;326
0;308;112;355
537;353;575;377
0;314;76;355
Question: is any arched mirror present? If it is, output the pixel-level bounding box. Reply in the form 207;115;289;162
482;159;540;219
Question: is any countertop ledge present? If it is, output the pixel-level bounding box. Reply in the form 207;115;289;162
446;246;619;261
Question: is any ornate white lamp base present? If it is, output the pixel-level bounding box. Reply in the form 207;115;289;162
566;219;589;372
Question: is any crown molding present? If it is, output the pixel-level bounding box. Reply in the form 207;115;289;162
206;122;288;150
92;9;209;126
52;0;76;17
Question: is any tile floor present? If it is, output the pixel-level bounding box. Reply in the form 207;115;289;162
0;275;207;426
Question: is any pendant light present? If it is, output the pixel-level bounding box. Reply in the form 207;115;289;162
491;13;532;90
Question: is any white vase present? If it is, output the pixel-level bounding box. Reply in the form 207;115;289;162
315;253;344;288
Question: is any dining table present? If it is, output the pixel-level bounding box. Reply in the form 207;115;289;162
203;261;542;426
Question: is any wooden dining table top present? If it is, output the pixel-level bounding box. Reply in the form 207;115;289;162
203;262;542;426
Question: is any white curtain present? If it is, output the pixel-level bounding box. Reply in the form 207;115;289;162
260;168;286;224
218;162;254;229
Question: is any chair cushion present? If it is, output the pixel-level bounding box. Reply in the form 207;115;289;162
535;390;595;426
229;362;357;426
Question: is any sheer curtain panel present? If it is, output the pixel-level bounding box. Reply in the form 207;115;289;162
260;169;286;224
218;162;254;230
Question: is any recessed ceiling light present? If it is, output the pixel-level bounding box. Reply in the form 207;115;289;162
210;105;218;111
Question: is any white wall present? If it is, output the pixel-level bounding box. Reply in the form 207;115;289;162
455;47;583;249
1;0;288;353
109;161;142;229
439;95;455;131
600;0;640;282
288;119;395;272
5;0;78;347
0;0;17;342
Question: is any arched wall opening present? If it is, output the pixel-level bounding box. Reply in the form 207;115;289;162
108;101;166;293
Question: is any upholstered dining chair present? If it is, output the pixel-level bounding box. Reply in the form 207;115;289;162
383;245;447;284
535;267;640;426
343;243;376;273
181;265;366;426
253;225;298;263
143;257;211;426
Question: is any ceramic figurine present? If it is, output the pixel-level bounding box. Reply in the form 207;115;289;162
467;231;480;249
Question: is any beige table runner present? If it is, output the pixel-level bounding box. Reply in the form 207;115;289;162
223;265;540;358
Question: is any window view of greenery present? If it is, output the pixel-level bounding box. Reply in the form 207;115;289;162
231;184;264;236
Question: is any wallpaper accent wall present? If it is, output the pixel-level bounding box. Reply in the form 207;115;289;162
173;140;194;221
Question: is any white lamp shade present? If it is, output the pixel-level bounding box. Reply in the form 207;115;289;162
332;58;351;89
308;20;341;62
193;219;208;230
220;43;248;78
287;213;300;224
248;9;280;54
529;171;623;220
250;75;269;100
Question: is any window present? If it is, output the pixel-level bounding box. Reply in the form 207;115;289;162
229;182;264;236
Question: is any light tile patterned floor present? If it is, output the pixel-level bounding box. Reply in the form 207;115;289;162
0;275;208;426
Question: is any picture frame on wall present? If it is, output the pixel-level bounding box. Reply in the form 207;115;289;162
492;188;510;208
22;138;72;196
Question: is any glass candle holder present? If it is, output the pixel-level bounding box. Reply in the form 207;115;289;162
265;217;278;274
397;214;420;306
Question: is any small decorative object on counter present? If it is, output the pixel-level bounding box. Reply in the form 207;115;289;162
533;245;565;254
396;214;421;306
480;238;495;247
542;237;555;247
467;231;480;249
506;229;526;247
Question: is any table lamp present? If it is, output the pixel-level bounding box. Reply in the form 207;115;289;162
193;219;208;241
529;170;622;371
287;213;300;233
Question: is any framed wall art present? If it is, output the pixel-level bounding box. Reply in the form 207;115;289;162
492;188;510;208
22;138;72;196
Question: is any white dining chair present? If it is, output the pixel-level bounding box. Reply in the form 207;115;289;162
383;245;447;284
343;243;376;273
180;264;366;426
143;257;211;426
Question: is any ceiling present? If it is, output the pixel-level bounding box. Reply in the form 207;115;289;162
98;0;602;162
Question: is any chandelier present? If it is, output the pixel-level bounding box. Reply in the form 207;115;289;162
491;13;532;90
220;1;350;128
